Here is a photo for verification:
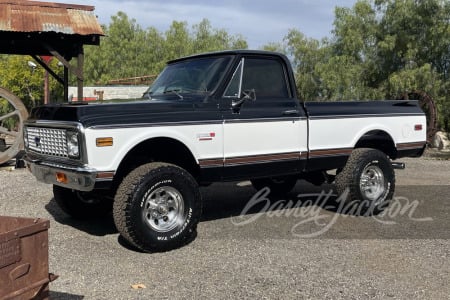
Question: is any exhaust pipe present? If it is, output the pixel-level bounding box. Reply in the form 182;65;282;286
391;162;405;169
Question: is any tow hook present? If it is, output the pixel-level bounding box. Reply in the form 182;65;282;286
391;162;405;169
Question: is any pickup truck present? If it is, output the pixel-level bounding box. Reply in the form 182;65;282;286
23;50;426;252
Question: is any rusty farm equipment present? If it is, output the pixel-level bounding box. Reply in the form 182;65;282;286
0;87;28;165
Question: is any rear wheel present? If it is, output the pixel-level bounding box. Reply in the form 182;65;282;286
53;186;113;219
113;162;202;252
335;148;395;215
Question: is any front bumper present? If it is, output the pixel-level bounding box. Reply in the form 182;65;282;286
24;155;98;191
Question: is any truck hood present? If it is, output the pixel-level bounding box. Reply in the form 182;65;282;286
28;98;219;128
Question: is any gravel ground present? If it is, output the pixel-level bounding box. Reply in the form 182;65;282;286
0;156;449;299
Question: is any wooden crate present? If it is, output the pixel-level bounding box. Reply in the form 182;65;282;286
0;216;53;299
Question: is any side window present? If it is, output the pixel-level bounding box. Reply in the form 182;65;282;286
223;59;243;98
223;57;290;99
242;58;289;99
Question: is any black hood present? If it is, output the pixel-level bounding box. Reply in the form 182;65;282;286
28;97;219;128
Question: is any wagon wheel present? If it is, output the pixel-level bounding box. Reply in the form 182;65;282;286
0;87;28;164
399;90;438;144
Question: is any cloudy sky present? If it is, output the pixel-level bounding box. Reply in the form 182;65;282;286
53;0;357;48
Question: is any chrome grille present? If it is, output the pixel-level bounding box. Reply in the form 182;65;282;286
25;127;68;157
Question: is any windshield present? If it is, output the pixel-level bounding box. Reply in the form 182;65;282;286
145;56;232;99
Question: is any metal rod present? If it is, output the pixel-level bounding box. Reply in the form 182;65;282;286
391;162;406;169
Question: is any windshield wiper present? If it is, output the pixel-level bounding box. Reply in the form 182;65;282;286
164;89;184;100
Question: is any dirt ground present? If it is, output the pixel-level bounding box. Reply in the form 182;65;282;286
0;155;449;299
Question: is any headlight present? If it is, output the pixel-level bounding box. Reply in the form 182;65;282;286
66;131;80;158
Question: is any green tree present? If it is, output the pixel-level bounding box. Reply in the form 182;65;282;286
375;0;450;78
83;13;248;85
84;12;153;84
164;21;192;60
277;0;449;130
0;55;63;110
283;29;329;101
261;42;287;54
374;0;450;129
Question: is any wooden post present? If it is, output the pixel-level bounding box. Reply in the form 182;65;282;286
64;66;69;102
77;46;84;101
41;43;84;103
44;70;49;104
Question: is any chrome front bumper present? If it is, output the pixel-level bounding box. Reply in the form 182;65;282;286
24;156;97;191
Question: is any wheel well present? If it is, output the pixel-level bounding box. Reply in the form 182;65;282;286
112;137;199;191
355;130;397;159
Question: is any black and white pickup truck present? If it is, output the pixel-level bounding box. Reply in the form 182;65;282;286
23;50;426;252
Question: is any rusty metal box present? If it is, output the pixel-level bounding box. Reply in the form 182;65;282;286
0;216;52;300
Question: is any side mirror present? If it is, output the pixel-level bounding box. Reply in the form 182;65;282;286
232;89;256;113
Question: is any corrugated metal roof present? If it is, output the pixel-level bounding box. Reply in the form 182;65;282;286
0;0;103;35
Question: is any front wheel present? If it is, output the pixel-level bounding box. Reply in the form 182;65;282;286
53;186;113;219
335;148;395;215
113;162;202;252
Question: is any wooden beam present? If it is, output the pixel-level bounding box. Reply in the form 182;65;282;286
41;42;86;102
41;42;83;80
31;55;64;85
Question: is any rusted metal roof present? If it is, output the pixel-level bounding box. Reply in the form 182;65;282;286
0;0;104;36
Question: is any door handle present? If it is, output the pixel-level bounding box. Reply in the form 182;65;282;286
283;110;299;116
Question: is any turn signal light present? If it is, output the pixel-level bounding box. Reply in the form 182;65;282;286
96;137;113;147
56;172;68;184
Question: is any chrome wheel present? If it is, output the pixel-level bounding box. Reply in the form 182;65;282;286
142;186;185;233
359;165;386;202
114;163;202;252
335;148;395;216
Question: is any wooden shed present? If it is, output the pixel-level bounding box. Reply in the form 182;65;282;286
0;0;104;101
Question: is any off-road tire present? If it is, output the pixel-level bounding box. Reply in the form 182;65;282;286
53;185;113;219
335;148;395;215
113;162;202;252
